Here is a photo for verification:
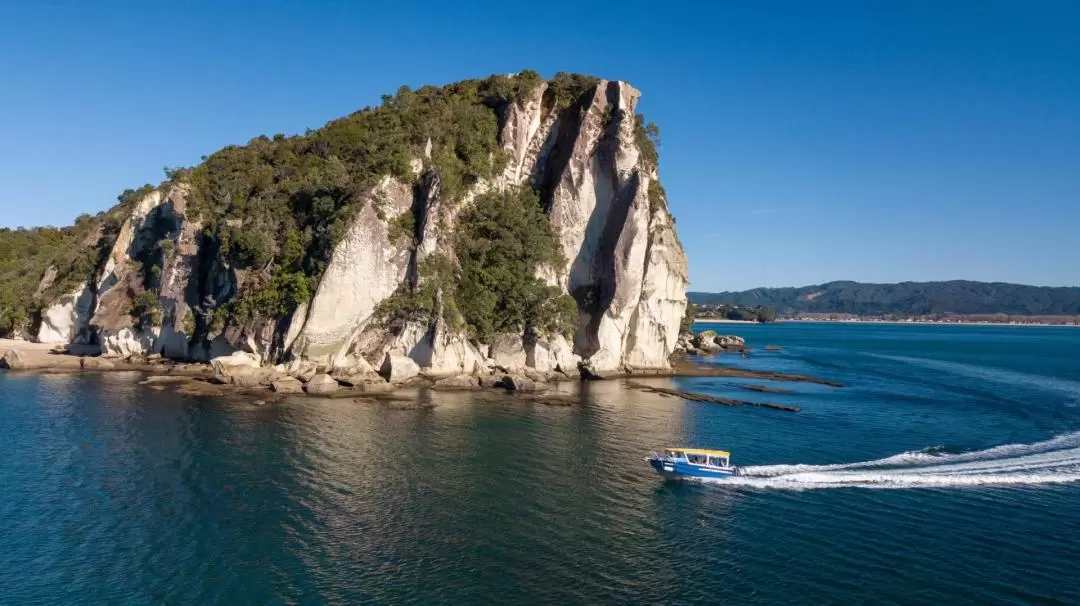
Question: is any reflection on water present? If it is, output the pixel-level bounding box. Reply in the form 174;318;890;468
3;322;1080;605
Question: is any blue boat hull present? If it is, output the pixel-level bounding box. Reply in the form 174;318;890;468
648;457;739;481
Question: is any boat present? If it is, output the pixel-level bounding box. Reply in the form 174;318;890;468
646;448;741;481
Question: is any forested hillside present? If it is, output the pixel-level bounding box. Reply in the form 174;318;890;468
689;281;1080;316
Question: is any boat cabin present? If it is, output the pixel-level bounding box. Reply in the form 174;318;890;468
665;448;731;468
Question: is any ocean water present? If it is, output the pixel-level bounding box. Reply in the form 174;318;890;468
2;323;1079;604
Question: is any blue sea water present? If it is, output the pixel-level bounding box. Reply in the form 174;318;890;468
1;323;1079;604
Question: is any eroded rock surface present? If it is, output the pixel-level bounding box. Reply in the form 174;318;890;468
305;374;339;395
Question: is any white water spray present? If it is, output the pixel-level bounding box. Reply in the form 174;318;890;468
723;432;1080;489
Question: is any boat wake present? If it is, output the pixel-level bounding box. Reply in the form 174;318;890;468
722;432;1080;489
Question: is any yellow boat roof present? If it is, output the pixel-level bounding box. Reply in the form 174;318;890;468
666;448;731;457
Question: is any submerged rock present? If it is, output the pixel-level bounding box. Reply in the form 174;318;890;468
79;357;115;370
433;375;481;390
213;366;270;387
354;380;395;393
500;374;547;393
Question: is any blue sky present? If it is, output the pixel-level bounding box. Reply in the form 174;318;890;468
1;0;1077;291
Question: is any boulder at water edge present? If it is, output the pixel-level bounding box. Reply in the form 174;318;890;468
270;377;304;394
379;354;420;383
305;374;339;395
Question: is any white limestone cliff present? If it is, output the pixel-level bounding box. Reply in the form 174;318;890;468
33;76;688;376
286;78;687;375
289;177;415;370
35;284;94;344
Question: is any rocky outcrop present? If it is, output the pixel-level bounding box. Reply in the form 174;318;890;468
401;298;487;377
379;354;420;383
489;334;528;370
690;331;746;353
90;189;171;357
98;328;154;358
524;335;579;374
36;284;94;345
305;374;339;395
433;375;481;390
499;374;547;393
277;77;686;376
270;377;304;394
29;74;688;381
210;351;261;374
290;177;415;370
0;350;26;370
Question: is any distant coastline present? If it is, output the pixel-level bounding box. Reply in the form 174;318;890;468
784;318;1080;328
692;318;1079;328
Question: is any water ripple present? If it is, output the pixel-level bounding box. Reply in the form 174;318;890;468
2;324;1080;604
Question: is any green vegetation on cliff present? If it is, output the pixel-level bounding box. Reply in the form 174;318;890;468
0;226;87;335
183;70;561;328
453;188;577;340
0;189;151;336
376;187;577;340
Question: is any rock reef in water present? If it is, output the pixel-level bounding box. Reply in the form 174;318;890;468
20;72;688;380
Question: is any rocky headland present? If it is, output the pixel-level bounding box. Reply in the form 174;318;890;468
1;72;842;409
1;72;689;391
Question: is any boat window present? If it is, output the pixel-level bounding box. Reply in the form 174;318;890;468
708;456;720;467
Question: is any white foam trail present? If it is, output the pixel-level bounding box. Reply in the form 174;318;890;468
729;432;1080;489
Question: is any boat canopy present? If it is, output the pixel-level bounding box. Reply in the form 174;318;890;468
666;448;731;458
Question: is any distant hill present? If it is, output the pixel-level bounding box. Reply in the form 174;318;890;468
689;281;1080;316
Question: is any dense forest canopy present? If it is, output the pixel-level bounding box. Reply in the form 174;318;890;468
690;281;1080;316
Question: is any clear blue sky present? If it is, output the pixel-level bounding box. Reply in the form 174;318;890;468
2;0;1077;291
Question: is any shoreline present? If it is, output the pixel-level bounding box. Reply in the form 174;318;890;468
1;339;844;407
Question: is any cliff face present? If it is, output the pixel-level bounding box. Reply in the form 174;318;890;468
34;73;688;376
